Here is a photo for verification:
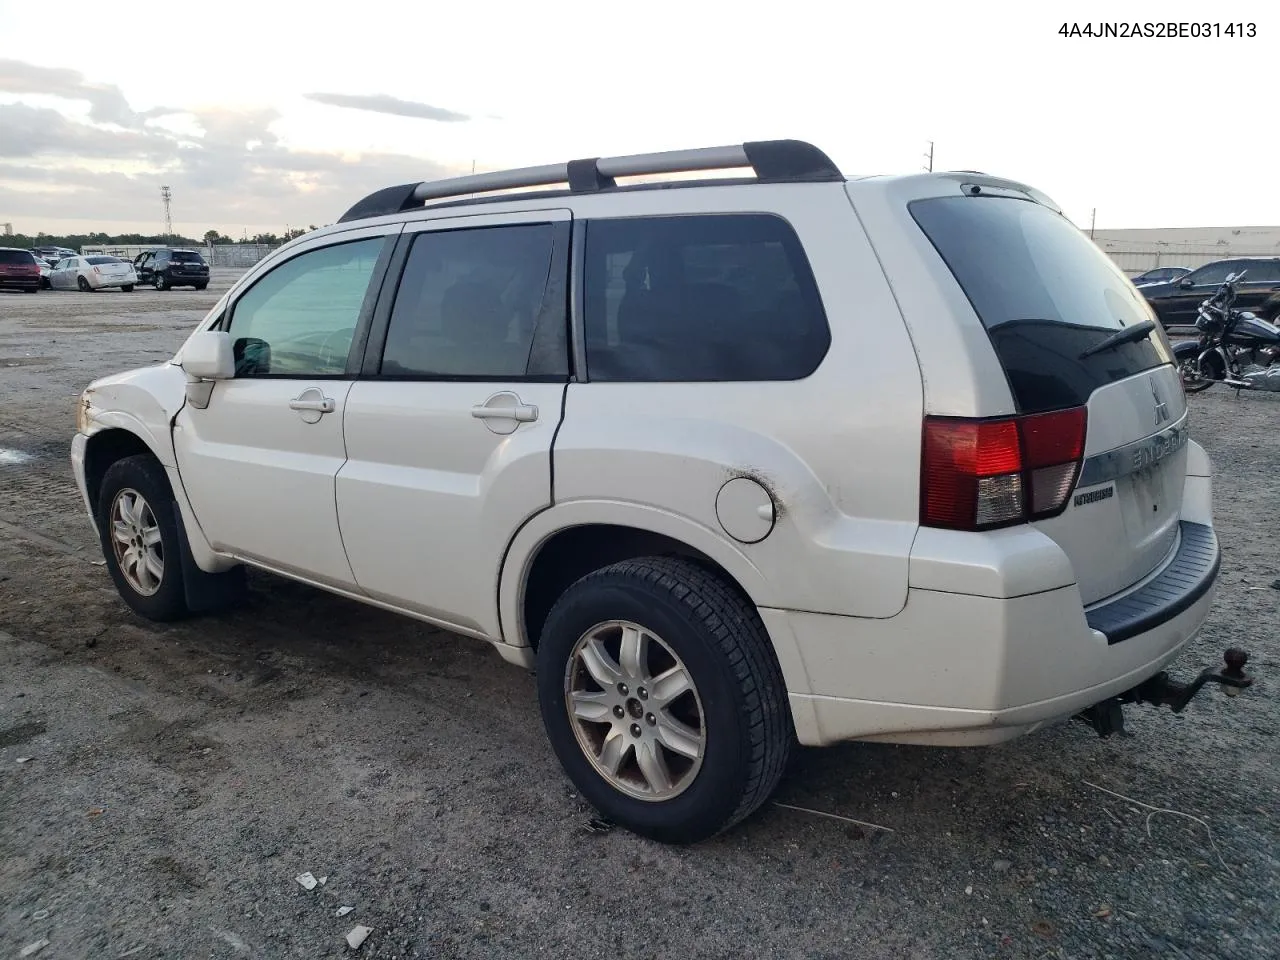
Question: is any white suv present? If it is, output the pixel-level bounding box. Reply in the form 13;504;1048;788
71;140;1223;843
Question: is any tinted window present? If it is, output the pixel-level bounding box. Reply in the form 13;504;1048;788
1188;261;1237;285
911;196;1172;413
583;214;829;382
85;256;120;265
228;237;385;377
0;250;35;265
1239;260;1280;282
380;225;556;378
171;251;204;263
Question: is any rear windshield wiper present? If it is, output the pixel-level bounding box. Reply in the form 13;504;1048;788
1078;320;1156;360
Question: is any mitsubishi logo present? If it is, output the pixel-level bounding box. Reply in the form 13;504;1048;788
1152;380;1170;425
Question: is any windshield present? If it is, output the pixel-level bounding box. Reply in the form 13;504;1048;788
911;195;1173;412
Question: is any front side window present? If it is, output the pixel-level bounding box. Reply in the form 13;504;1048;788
227;237;386;377
380;224;556;378
1189;261;1237;286
582;214;830;382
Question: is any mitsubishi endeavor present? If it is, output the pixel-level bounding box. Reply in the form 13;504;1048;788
71;140;1242;843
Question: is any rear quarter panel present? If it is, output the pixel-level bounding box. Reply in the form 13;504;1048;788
550;183;924;618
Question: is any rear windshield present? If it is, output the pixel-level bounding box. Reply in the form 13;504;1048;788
86;256;121;265
0;250;36;264
911;195;1173;413
171;251;205;263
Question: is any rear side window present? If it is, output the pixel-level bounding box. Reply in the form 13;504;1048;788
0;250;35;265
911;196;1173;413
583;214;830;382
1241;260;1280;282
380;224;557;378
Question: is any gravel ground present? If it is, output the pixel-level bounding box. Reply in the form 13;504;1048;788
1;276;1277;959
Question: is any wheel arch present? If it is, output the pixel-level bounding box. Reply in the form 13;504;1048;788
500;502;775;655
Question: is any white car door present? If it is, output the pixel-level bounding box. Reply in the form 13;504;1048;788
336;210;571;638
52;258;76;289
172;226;400;589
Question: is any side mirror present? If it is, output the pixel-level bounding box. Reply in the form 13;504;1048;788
181;330;234;380
1177;277;1195;289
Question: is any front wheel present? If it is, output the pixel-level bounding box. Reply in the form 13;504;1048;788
96;455;190;621
154;273;169;291
536;557;793;844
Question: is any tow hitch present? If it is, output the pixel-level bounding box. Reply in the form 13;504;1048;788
1076;648;1254;739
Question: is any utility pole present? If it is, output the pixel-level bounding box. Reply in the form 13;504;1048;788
1090;208;1096;240
160;185;173;240
923;140;934;173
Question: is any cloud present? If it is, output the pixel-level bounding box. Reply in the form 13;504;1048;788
0;60;463;231
0;58;156;127
304;92;470;122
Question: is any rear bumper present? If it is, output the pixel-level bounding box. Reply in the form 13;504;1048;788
0;278;41;290
771;443;1219;747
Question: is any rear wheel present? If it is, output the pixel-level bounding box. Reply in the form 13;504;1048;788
77;276;92;292
195;283;208;291
96;455;190;621
24;286;38;294
536;557;792;844
121;284;134;292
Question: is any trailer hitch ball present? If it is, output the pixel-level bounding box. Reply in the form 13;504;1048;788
1222;648;1249;697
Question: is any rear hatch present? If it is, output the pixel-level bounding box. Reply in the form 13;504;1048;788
170;252;209;274
0;250;39;278
910;193;1185;605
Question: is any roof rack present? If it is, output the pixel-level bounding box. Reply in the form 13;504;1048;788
337;139;843;223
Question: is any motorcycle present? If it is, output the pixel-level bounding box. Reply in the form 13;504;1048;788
1173;271;1280;393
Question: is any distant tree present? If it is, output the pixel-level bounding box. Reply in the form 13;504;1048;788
203;229;233;245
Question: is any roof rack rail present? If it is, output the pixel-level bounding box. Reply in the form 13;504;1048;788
337;139;843;223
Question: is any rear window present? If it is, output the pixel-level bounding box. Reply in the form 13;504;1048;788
171;251;205;263
86;256;121;265
0;250;36;265
911;196;1173;413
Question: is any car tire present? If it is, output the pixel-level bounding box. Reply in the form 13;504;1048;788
77;276;92;292
195;283;208;291
154;273;169;291
24;287;39;294
536;556;793;844
96;455;190;622
121;284;134;292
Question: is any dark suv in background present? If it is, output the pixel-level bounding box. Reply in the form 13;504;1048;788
1140;257;1280;327
132;248;210;290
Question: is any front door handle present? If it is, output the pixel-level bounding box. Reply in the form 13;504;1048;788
289;397;335;413
289;387;336;424
471;391;539;435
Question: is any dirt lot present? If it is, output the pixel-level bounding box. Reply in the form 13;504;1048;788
1;276;1277;959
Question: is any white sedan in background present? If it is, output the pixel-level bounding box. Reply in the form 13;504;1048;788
50;255;138;292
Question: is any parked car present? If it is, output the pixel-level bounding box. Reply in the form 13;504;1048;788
132;248;210;290
1130;266;1190;286
0;247;42;293
49;255;138;292
72;139;1236;844
33;245;77;264
35;258;52;288
1140;257;1280;327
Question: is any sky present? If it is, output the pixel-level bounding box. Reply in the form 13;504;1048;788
0;0;1276;237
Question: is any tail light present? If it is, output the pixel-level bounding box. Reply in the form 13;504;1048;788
921;407;1087;530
